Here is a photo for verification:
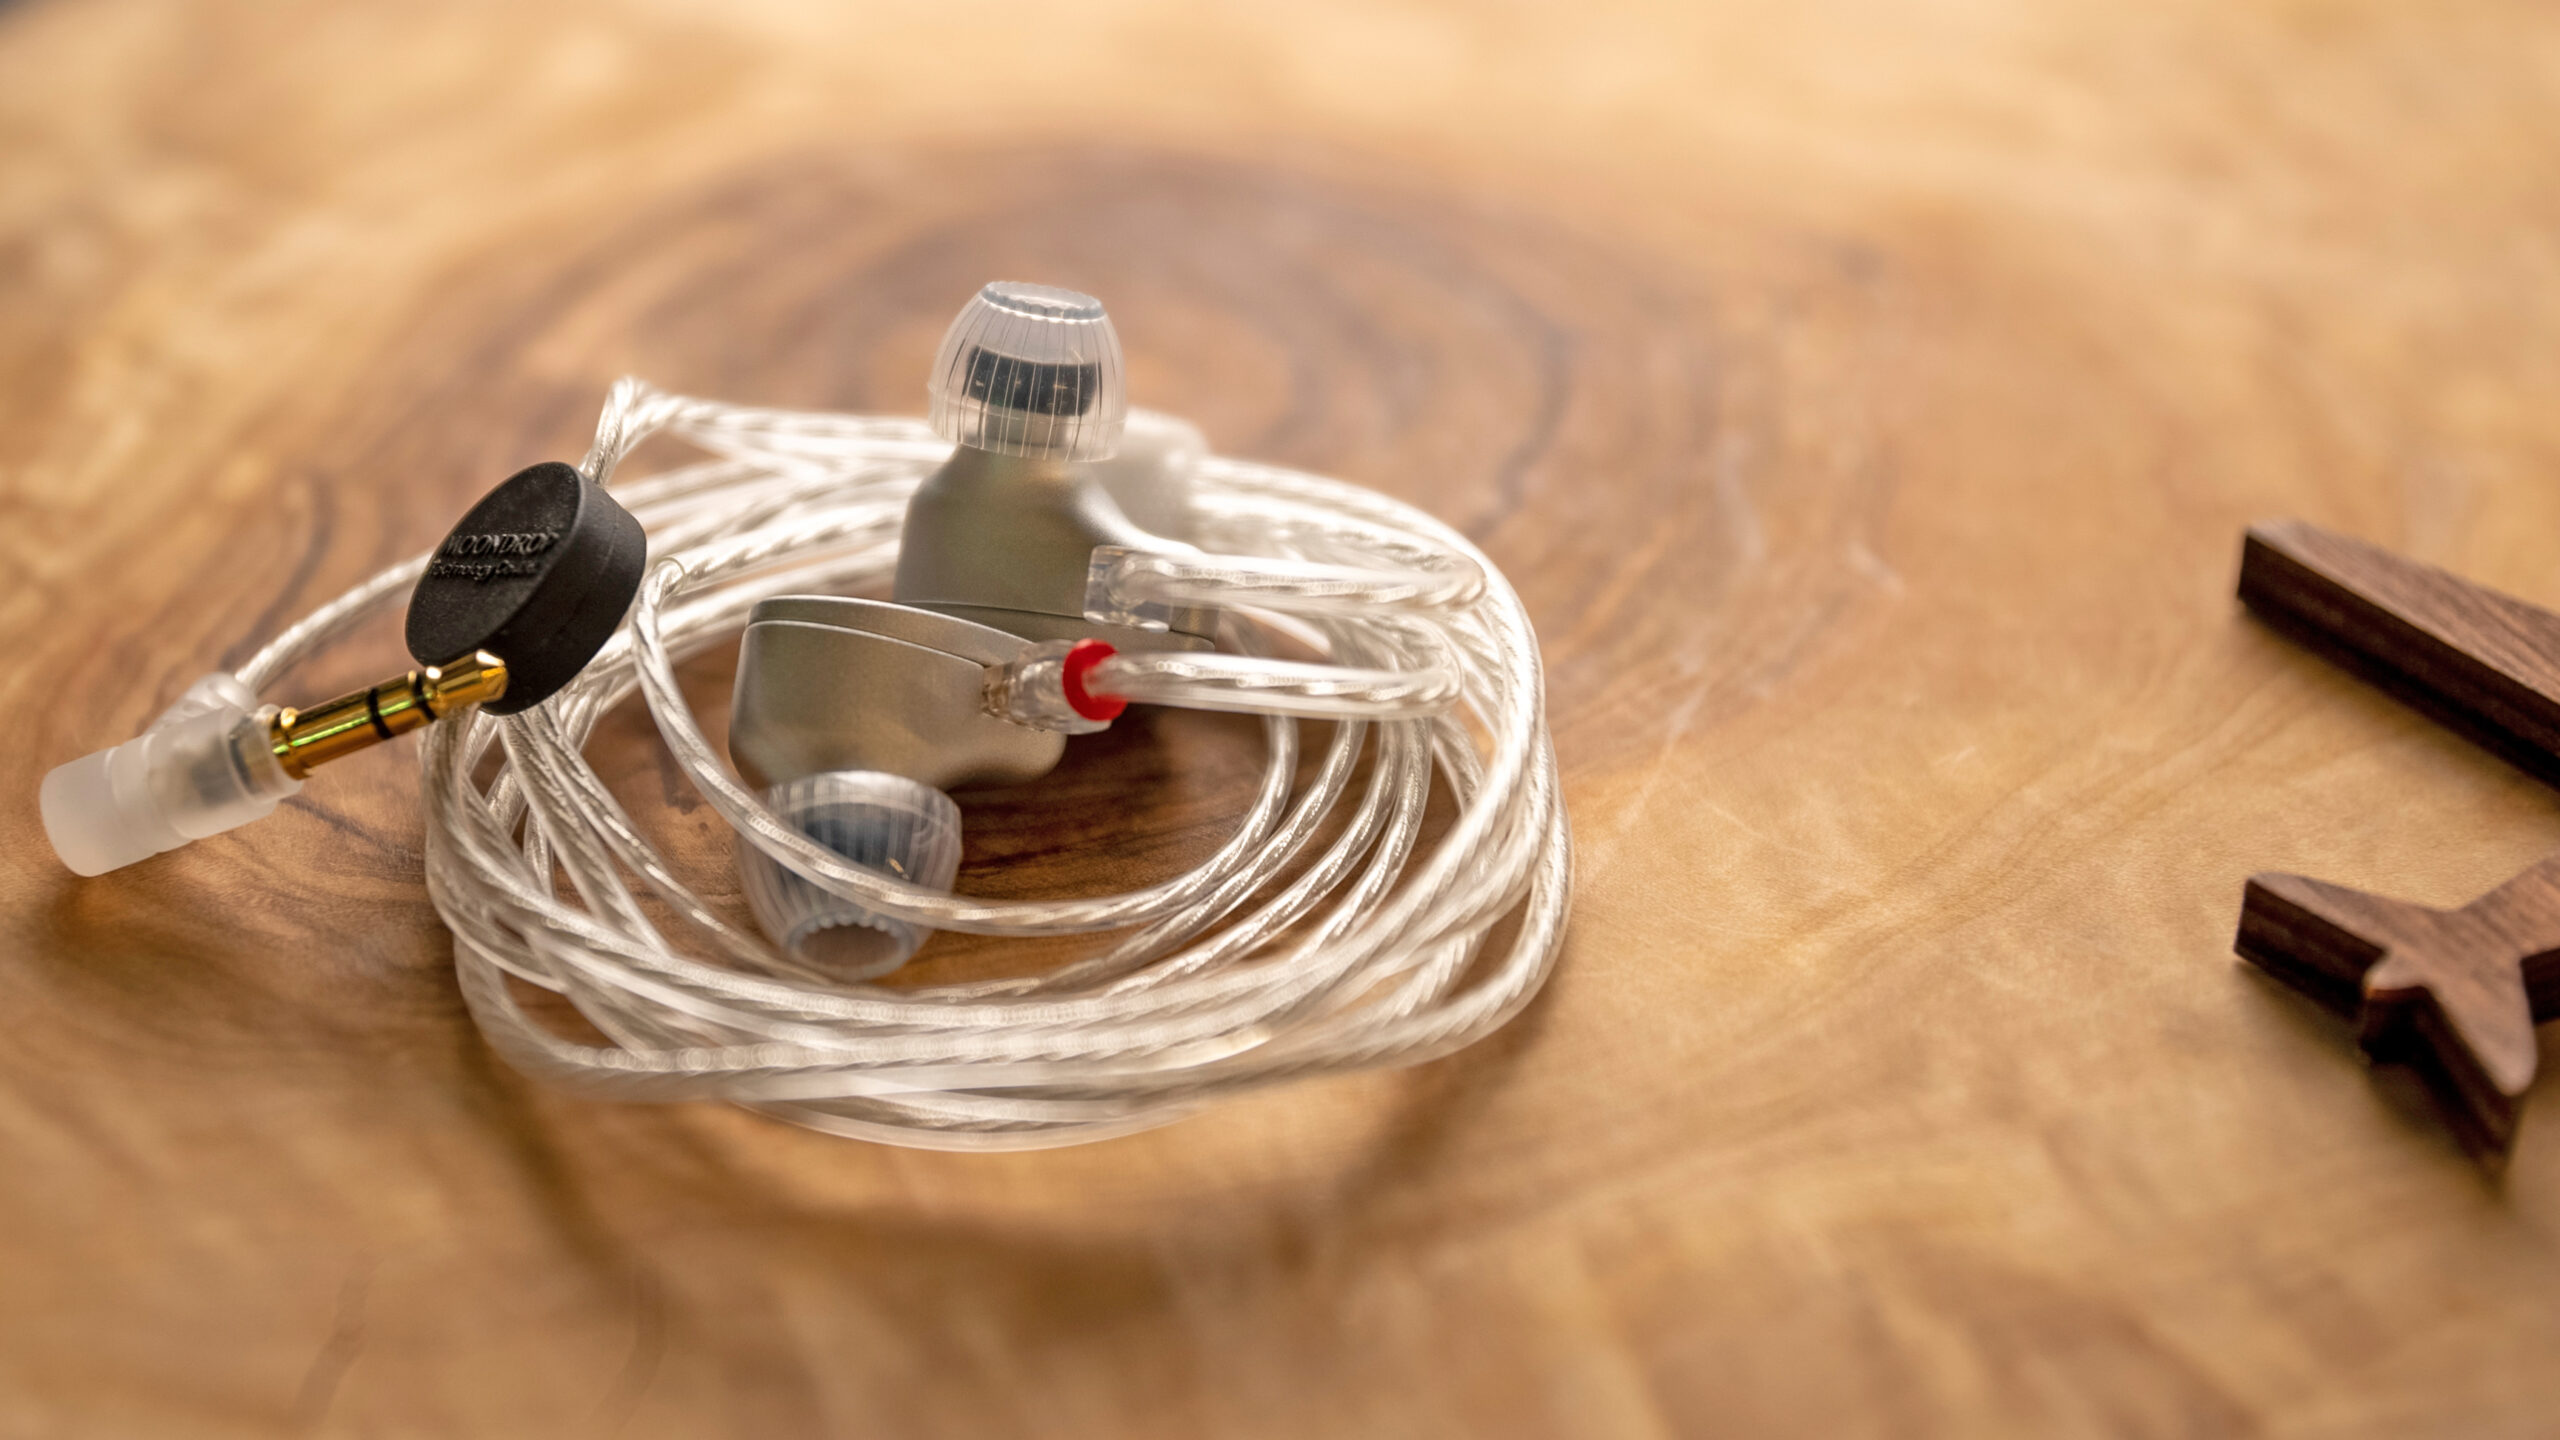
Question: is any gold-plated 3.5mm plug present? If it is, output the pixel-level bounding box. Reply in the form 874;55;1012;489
267;651;509;780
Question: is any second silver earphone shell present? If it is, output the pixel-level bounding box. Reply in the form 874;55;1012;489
730;281;1191;974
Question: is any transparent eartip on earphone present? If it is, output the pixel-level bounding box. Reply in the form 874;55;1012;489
736;771;965;980
926;281;1127;461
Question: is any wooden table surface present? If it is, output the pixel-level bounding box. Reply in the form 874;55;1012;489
5;0;2560;1434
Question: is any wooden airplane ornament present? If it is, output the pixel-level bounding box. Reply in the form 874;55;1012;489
2236;519;2560;1155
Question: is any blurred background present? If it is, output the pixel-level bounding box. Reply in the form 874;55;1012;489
4;1;2559;1435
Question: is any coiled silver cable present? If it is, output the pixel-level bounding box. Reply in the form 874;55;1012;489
241;381;1571;1150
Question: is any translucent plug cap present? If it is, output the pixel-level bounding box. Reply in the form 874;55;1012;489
41;677;301;876
737;771;965;979
927;281;1126;461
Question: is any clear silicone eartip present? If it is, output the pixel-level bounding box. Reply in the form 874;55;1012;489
926;281;1127;461
737;771;965;979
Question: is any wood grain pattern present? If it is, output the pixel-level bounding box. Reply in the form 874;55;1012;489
5;0;2560;1435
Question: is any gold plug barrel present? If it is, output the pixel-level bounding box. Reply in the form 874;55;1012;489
267;651;509;779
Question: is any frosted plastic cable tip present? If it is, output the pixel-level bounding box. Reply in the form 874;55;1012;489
926;281;1127;462
40;676;301;876
737;771;965;980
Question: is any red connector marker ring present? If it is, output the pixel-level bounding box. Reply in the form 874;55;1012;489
1061;639;1127;722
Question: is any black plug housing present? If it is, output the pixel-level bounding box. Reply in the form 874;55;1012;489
404;462;646;714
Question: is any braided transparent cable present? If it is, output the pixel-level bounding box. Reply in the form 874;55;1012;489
1083;647;1462;719
235;380;1571;1149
